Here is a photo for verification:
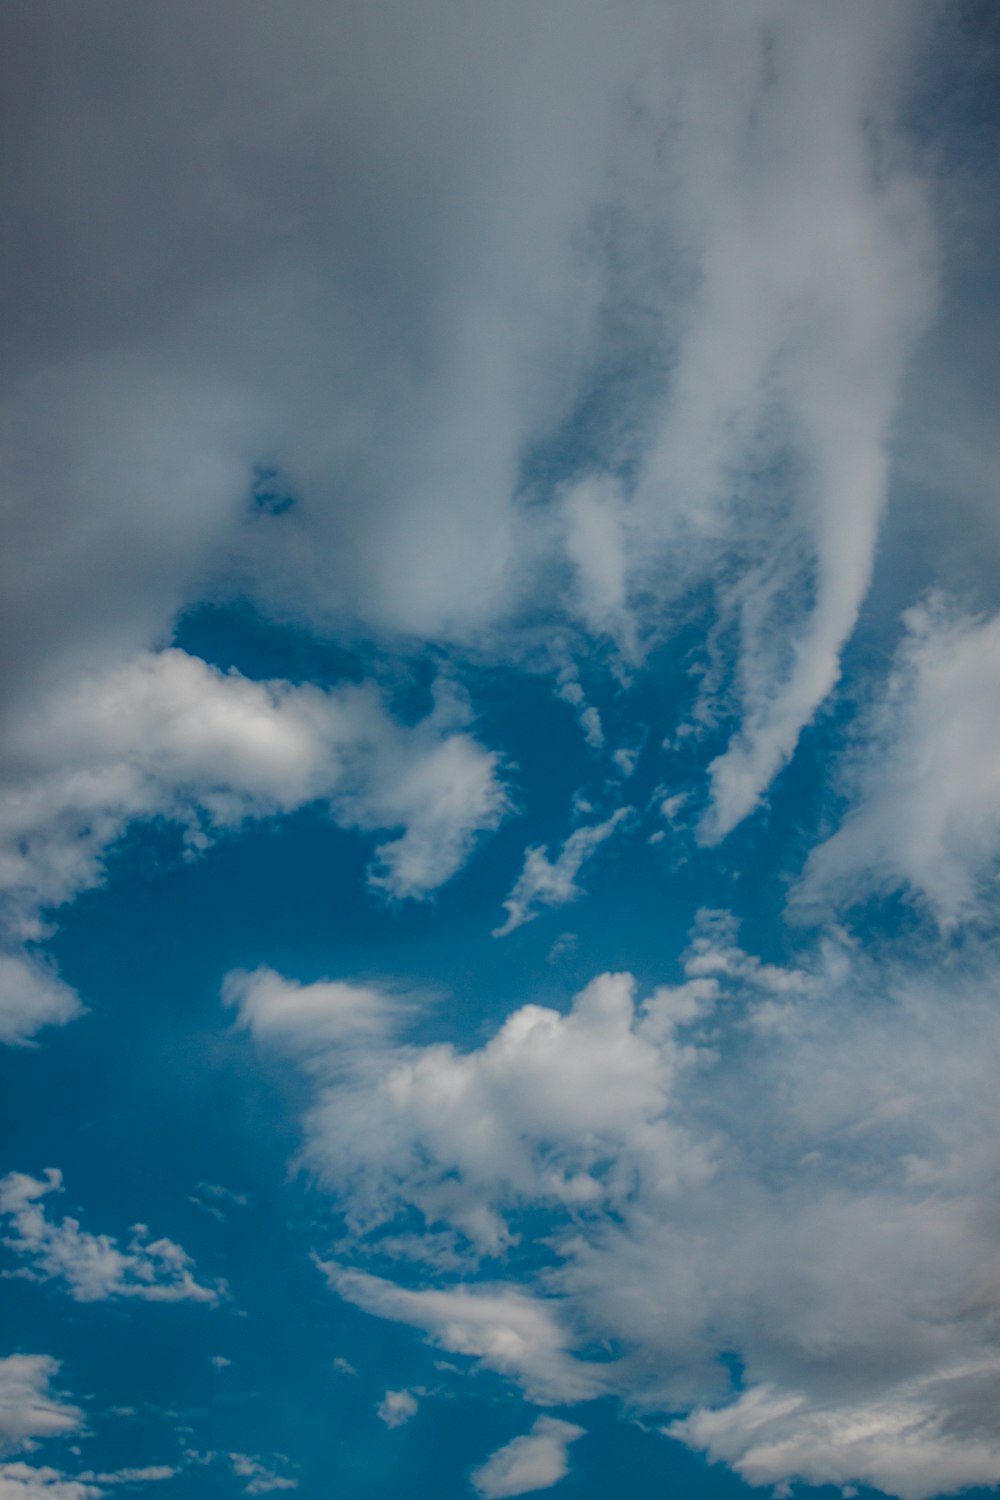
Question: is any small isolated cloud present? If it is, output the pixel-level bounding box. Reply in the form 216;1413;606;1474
227;1454;296;1495
493;809;630;936
471;1417;585;1499
375;1390;418;1429
209;1357;230;1371
0;1355;81;1451
0;1170;220;1304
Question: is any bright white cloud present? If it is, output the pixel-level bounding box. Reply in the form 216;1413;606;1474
471;1417;585;1499
0;1170;219;1304
321;1268;608;1407
244;910;1000;1496
0;650;506;1040
794;598;1000;925
0;1357;81;1451
0;650;506;930
375;1390;418;1430
493;809;630;936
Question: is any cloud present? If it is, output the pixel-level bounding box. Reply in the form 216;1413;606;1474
670;1368;1000;1500
375;1390;418;1429
0;1465;100;1500
246;910;1000;1496
0;651;505;1040
75;1472;175;1488
0;0;944;866
471;1417;585;1499
0;1170;220;1304
0;1357;81;1451
0;650;506;930
227;1454;296;1495
493;809;630;936
794;597;1000;925
0;956;83;1048
320;1268;608;1407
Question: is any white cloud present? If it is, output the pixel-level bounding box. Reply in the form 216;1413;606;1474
0;1465;100;1500
471;1417;585;1499
0;956;82;1048
375;1390;418;1429
227;1454;296;1495
0;650;506;930
493;809;630;936
670;1367;1000;1500
0;1170;219;1304
0;651;505;1040
0;1357;81;1451
245;910;1000;1496
321;1268;608;1407
794;598;1000;925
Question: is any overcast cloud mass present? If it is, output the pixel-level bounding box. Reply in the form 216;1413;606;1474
2;3;1000;1498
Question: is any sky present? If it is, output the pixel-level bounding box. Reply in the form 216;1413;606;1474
2;3;1000;1498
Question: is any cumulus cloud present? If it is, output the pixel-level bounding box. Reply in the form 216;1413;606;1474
493;809;631;936
375;1390;418;1429
794;597;1000;925
241;911;1000;1496
0;650;506;930
471;1417;585;1499
0;650;505;1040
0;1170;219;1304
0;1357;81;1452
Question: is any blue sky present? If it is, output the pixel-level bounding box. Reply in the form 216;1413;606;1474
2;4;1000;1499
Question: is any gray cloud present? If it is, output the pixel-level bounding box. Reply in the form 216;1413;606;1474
0;1;949;835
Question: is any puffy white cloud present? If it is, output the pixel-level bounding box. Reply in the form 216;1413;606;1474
375;1390;418;1429
0;956;82;1048
0;650;505;1040
242;911;1000;1496
0;1465;99;1500
471;1417;585;1499
0;1357;81;1451
0;650;506;929
794;598;1000;925
493;809;630;936
0;1170;219;1304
